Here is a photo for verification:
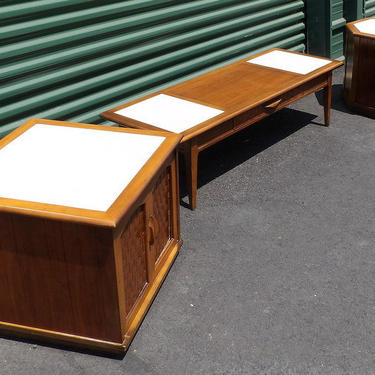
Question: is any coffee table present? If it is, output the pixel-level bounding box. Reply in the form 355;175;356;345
0;118;182;353
101;49;342;210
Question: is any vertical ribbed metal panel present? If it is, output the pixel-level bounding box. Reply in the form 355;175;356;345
364;0;375;16
306;0;345;59
331;0;346;59
0;0;305;137
344;0;363;22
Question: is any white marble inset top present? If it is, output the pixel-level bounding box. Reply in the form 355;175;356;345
0;124;165;211
247;50;331;75
355;18;375;35
115;94;224;133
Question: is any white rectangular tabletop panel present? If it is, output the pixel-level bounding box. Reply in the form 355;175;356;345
355;18;375;35
115;94;224;133
247;50;331;75
0;124;165;211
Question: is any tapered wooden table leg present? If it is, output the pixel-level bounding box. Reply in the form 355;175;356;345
324;73;333;126
183;141;199;210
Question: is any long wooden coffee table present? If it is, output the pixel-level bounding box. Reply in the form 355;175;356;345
101;48;342;210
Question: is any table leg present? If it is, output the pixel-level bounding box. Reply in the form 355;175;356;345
183;141;199;210
324;73;333;126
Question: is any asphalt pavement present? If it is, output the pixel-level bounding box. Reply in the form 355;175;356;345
2;66;375;375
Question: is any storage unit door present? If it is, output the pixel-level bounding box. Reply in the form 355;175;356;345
331;0;346;60
149;169;172;266
119;205;149;318
364;0;375;16
306;0;346;59
0;1;305;138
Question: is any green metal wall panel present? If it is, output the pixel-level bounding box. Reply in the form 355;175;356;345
0;0;305;137
344;0;363;21
364;0;375;16
306;0;346;59
331;0;346;59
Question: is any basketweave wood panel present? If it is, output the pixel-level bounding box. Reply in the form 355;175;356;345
120;205;148;317
0;212;122;343
152;168;172;263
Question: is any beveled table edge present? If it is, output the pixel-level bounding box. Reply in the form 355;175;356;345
0;118;182;227
346;18;375;40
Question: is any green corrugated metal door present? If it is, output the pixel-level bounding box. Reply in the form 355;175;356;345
331;0;346;59
306;0;345;59
0;0;305;138
364;0;375;16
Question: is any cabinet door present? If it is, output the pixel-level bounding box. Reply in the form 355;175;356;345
120;204;149;317
119;168;172;317
117;158;181;344
147;168;172;272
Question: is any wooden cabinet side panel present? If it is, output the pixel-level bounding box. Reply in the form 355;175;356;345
356;37;375;109
0;213;122;343
344;29;355;97
60;221;121;343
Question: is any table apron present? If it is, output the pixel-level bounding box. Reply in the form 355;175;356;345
196;74;329;152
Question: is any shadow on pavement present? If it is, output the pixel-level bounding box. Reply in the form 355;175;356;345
315;83;355;115
0;334;126;360
179;107;317;202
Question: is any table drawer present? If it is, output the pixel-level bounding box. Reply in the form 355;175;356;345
280;74;328;107
233;105;268;130
233;75;328;130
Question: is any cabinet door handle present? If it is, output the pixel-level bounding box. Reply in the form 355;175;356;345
148;217;155;247
264;98;282;110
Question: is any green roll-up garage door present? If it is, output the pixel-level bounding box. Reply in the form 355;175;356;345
364;0;375;16
305;0;346;59
331;0;346;60
0;0;305;138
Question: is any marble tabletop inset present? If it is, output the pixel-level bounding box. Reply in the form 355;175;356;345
247;50;331;75
0;124;165;211
354;18;375;35
115;94;224;133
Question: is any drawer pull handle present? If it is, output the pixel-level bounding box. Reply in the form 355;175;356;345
264;98;282;110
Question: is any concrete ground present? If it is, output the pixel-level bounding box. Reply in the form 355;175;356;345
2;67;375;374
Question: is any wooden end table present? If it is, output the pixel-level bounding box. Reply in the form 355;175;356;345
0;119;182;353
101;48;342;210
344;18;375;118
